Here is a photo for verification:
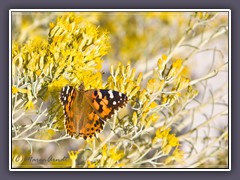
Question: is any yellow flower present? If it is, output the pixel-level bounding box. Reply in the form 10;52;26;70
181;66;190;77
172;59;183;69
35;129;55;140
140;112;147;125
162;144;172;155
24;100;34;110
45;78;70;101
161;94;168;105
172;147;184;159
12;86;19;94
68;151;80;161
165;156;176;165
176;77;190;91
125;81;135;95
102;144;108;157
129;68;136;80
157;54;168;72
149;101;158;109
12;86;28;94
162;137;168;147
35;69;41;76
100;144;108;167
143;112;160;128
139;89;147;104
129;86;140;98
195;12;215;20
141;100;149;112
155;126;170;139
153;126;181;156
165;147;184;164
49;22;55;29
106;63;143;101
167;134;179;147
109;147;124;162
167;59;184;80
68;150;80;168
136;72;143;85
147;78;156;94
132;111;138;126
13;13;110;106
115;163;125;168
162;54;167;60
87;161;97;168
148;113;159;124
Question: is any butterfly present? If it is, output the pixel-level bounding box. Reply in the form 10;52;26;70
59;83;128;140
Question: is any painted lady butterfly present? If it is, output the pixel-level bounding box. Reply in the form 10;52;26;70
59;83;128;140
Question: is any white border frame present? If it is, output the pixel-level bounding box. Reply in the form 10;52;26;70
9;9;231;171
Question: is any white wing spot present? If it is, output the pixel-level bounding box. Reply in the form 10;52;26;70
119;92;122;97
113;101;116;105
108;90;114;99
66;86;70;94
97;91;102;99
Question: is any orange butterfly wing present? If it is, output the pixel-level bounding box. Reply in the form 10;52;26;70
60;86;128;139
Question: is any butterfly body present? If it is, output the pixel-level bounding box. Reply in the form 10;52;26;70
59;84;128;139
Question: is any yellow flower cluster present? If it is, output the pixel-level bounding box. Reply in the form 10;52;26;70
152;126;184;164
12;86;28;94
100;144;125;168
86;144;125;168
12;86;35;110
156;55;198;109
195;12;216;21
165;147;184;165
12;13;110;107
132;102;160;128
106;54;197;129
106;62;142;98
47;14;110;94
68;150;80;168
106;62;161;128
